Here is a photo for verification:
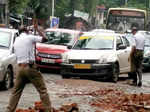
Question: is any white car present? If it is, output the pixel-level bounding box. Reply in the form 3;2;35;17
0;28;18;90
61;31;131;82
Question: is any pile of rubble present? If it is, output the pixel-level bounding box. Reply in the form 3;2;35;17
16;101;79;112
15;88;150;112
89;89;150;112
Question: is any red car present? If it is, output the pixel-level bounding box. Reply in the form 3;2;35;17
36;28;81;69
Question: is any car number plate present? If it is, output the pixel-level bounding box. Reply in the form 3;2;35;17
41;58;55;63
74;64;91;69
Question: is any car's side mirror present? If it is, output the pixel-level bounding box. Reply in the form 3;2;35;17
67;45;72;49
118;44;127;50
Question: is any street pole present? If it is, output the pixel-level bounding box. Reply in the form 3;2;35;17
52;0;54;17
5;0;9;27
125;0;128;6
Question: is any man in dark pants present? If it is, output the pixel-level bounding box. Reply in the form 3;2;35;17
129;27;145;87
5;22;53;112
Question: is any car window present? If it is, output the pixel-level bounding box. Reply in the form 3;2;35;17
116;36;123;47
73;36;114;50
45;31;76;45
0;31;11;48
122;36;130;47
145;38;150;47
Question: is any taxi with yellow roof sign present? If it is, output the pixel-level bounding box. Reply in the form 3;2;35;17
61;31;131;82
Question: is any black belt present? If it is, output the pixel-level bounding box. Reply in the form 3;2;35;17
136;49;143;51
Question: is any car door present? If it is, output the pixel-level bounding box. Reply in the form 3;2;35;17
116;36;128;72
9;33;18;76
121;36;131;72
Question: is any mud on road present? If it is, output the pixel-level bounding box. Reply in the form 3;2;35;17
0;73;150;112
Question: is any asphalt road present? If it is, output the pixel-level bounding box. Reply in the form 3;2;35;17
0;71;150;112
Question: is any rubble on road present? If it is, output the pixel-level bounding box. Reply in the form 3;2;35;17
89;89;150;112
15;88;150;112
15;79;150;112
16;101;79;112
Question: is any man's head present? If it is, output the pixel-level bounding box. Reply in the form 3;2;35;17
131;27;138;35
19;26;29;34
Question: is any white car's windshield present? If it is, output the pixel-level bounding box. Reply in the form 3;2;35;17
0;31;11;48
73;37;114;50
45;31;76;46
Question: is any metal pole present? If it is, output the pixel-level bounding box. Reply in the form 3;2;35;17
52;0;54;17
125;0;128;6
5;0;9;27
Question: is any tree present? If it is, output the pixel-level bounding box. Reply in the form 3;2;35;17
27;0;51;20
9;0;29;13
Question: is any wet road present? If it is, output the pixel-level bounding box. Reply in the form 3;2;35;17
0;71;150;112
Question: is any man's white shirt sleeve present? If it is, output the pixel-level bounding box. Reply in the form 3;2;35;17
30;35;42;43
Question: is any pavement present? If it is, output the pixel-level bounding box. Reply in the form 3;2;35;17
0;72;150;112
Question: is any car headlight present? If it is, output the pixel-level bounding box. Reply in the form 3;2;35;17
107;56;117;63
98;58;107;64
98;55;117;64
62;54;69;63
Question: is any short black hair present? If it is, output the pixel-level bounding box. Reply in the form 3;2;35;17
131;27;138;32
19;26;28;34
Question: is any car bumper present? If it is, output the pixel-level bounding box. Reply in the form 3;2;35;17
36;58;62;69
61;63;113;78
142;57;150;68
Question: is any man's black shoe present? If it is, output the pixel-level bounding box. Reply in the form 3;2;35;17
138;81;142;87
132;80;137;86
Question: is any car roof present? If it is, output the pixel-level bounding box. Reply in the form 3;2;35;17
90;29;115;33
45;28;81;34
0;28;18;33
81;31;117;37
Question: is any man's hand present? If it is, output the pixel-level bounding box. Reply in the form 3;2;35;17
33;19;38;30
128;56;130;62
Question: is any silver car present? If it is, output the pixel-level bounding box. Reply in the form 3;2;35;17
0;28;18;90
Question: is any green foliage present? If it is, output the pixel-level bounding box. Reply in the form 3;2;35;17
28;0;40;9
9;0;30;13
8;0;149;25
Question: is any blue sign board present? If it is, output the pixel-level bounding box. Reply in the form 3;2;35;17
50;17;59;28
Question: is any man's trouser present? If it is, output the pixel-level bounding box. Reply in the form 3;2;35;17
6;64;52;112
130;50;143;83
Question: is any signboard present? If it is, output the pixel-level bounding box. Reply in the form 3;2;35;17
50;16;59;28
74;10;89;21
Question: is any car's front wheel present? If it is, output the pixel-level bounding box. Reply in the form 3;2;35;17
61;69;70;79
111;63;119;83
2;68;14;90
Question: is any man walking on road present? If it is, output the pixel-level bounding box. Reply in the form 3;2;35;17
5;22;53;112
129;27;145;87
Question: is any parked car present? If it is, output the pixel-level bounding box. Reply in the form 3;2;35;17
61;31;131;82
0;28;18;89
90;29;115;33
125;31;150;70
36;28;82;69
143;37;150;69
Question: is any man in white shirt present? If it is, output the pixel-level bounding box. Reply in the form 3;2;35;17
6;22;53;112
130;27;145;87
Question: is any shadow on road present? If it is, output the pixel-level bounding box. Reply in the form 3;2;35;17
39;68;60;75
